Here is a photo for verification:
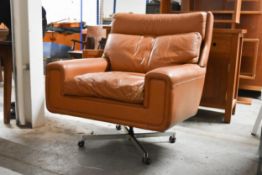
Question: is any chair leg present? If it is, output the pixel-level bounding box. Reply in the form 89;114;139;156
78;125;176;165
127;127;151;164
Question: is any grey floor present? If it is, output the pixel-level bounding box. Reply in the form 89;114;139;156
0;83;260;175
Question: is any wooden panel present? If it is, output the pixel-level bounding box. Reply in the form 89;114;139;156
201;30;244;123
233;0;242;24
160;0;171;13
237;1;262;90
240;38;259;79
186;0;243;28
181;0;192;11
190;0;225;11
83;49;103;58
201;35;231;107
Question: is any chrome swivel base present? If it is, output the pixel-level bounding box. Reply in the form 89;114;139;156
78;125;176;165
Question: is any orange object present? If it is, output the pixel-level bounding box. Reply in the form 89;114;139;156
45;12;213;162
46;12;214;131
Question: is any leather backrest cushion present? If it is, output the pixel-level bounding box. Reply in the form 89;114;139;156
104;33;153;73
104;32;202;73
149;32;202;70
111;12;207;39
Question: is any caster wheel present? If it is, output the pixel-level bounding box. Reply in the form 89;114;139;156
142;156;151;165
116;125;121;131
169;136;176;143
78;140;85;148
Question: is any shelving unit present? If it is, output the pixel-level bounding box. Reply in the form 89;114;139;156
237;0;262;91
160;0;262;122
176;0;262;79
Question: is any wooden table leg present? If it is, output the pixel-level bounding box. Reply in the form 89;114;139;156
2;49;12;124
224;104;233;123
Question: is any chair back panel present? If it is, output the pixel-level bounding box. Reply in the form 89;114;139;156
111;12;207;39
106;12;213;70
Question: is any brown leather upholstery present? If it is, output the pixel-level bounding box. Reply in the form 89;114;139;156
64;71;145;104
111;12;207;39
46;12;214;132
104;32;202;73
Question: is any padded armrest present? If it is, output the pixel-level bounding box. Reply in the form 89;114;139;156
47;58;109;81
145;64;206;87
144;64;206;125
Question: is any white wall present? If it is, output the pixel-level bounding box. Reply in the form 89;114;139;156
42;0;146;24
103;0;146;18
116;0;146;14
12;0;45;127
103;0;114;18
41;0;97;25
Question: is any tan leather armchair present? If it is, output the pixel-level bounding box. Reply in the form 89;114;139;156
46;12;214;164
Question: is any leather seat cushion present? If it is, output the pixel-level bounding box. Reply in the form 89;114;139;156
104;32;202;73
64;71;145;104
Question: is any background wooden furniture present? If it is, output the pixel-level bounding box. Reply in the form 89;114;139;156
201;29;245;123
68;49;103;58
169;0;262;92
68;26;108;59
160;0;256;122
181;0;262;91
44;32;83;50
160;0;262;92
83;49;103;58
0;41;13;124
236;0;262;91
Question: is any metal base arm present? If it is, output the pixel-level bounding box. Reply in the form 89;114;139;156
78;125;176;165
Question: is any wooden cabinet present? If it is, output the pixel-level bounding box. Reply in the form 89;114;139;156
201;29;245;123
161;0;262;91
175;0;262;91
160;0;257;122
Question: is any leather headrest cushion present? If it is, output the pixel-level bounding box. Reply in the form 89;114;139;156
111;12;207;39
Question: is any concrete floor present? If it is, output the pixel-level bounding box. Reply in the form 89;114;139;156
0;85;260;175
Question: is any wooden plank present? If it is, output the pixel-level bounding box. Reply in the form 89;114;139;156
181;0;191;11
237;97;252;105
240;38;260;80
215;19;236;23
233;0;242;24
160;0;171;13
